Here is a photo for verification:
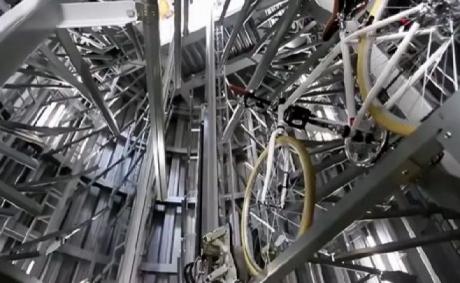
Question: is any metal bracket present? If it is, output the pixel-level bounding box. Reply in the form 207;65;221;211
393;158;423;185
198;225;239;283
392;137;444;185
57;1;143;28
203;226;227;243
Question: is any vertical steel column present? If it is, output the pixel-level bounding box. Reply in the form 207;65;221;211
202;0;219;233
183;0;189;35
195;108;205;256
144;0;167;200
118;1;166;281
118;131;155;283
174;0;182;90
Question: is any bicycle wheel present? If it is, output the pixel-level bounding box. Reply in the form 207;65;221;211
357;0;459;136
241;135;315;276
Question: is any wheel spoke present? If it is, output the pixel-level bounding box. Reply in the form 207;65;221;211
243;138;314;273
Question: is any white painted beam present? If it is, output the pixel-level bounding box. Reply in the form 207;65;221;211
57;1;141;28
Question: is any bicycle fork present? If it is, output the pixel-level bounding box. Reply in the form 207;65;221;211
260;128;284;204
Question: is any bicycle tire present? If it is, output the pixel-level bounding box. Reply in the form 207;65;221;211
241;135;316;276
356;0;418;136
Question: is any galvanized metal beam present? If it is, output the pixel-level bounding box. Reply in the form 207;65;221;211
247;0;300;91
0;180;42;216
317;165;366;201
15;166;98;191
0;208;16;216
152;119;185;280
360;206;460;220
142;0;167;201
126;23;144;61
117;130;155;282
36;46;102;126
309;139;344;155
117;1;166;281
334;229;460;262
311;258;418;282
314;153;346;172
218;0;232;23
30;146;95;277
0;0;9;12
182;53;261;91
202;1;219;233
57;1;141;28
0;259;42;283
58;244;110;264
0;141;39;169
256;3;287;28
270;32;339;100
309;258;382;276
221;0;303;141
174;0;182;89
56;29;120;136
139;262;178;274
4;207;110;261
221;0;255;63
0;0;140;87
0;120;91;136
2;83;72;89
0;0;62;87
183;0;189;35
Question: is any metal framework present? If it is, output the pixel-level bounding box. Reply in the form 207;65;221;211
0;0;459;283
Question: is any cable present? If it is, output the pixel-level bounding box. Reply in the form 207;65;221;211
183;262;195;283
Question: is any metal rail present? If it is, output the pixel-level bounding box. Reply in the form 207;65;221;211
117;0;165;281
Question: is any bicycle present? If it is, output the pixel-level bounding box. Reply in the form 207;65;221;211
240;0;459;277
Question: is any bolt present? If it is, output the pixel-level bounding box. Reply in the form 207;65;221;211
126;9;136;18
444;131;452;139
401;169;409;175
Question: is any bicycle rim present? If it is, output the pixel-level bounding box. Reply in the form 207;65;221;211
357;0;459;136
241;135;315;276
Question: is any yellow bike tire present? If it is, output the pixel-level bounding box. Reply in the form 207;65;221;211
241;135;316;277
356;0;418;136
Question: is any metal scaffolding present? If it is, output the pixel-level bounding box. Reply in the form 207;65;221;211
0;1;459;283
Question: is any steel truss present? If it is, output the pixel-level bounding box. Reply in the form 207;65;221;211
1;1;460;283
